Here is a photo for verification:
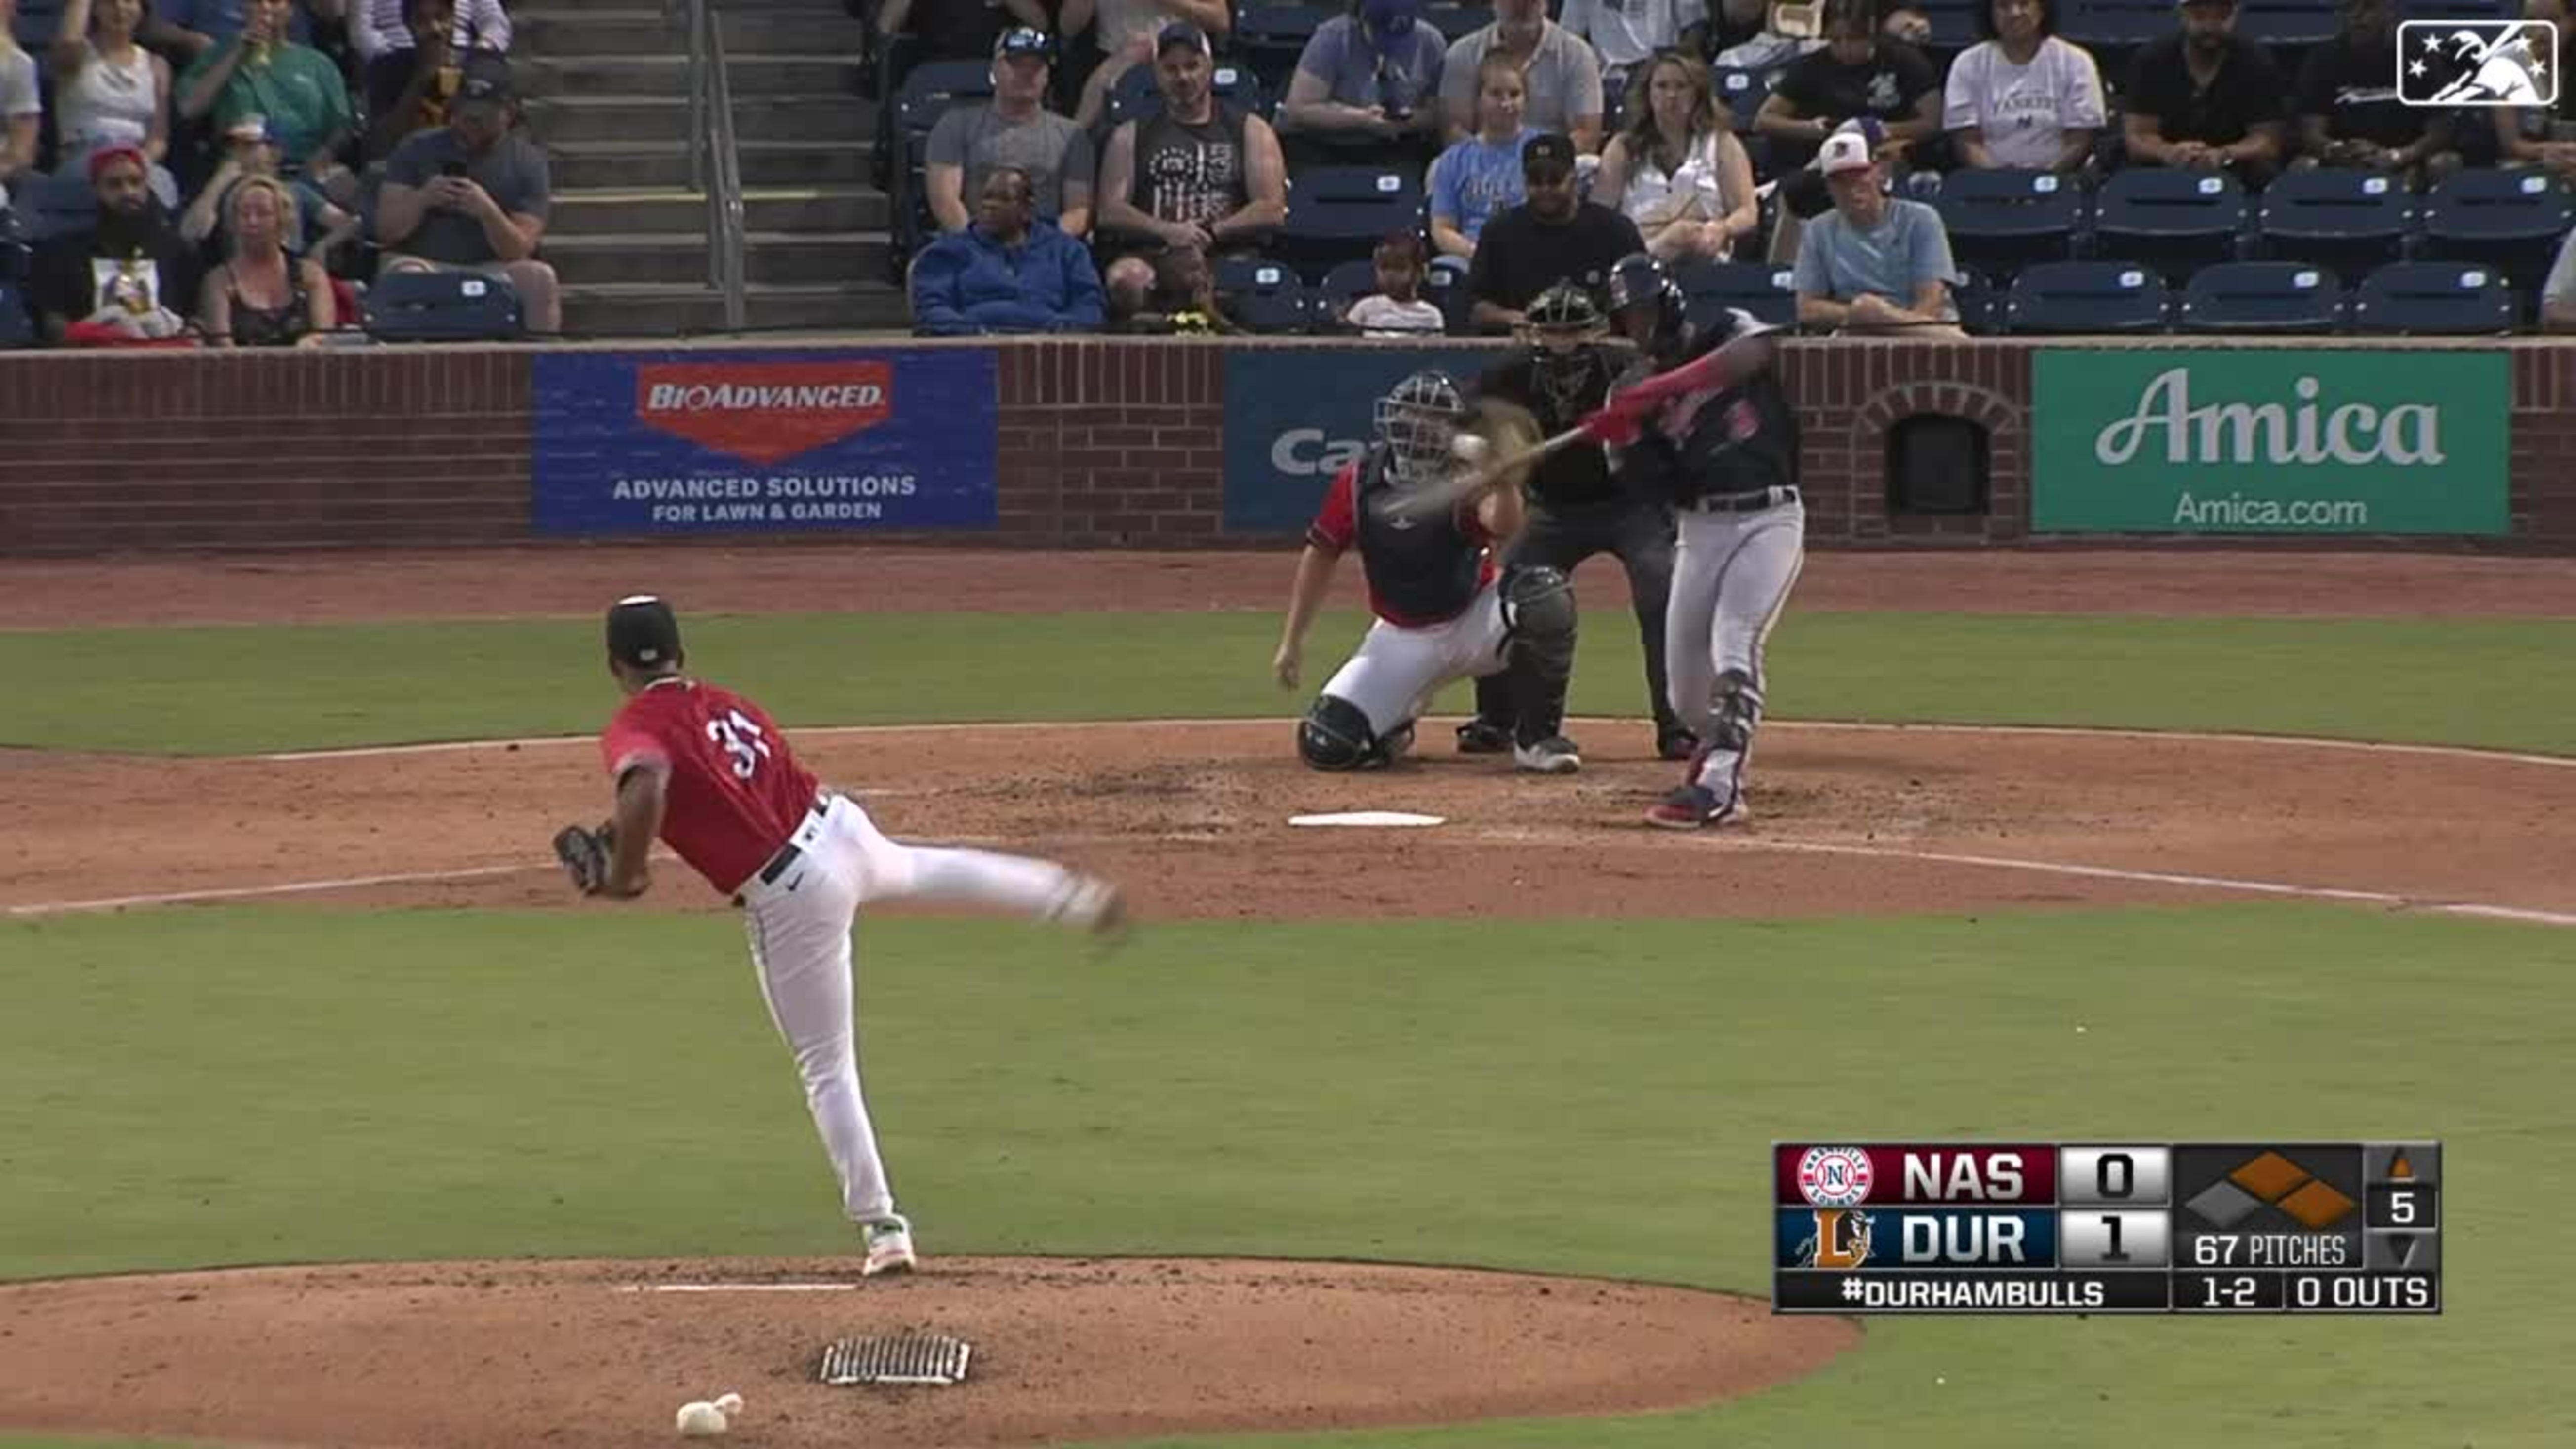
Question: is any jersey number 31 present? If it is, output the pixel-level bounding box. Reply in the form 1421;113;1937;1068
707;711;771;780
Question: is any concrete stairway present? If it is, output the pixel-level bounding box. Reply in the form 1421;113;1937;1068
515;0;906;338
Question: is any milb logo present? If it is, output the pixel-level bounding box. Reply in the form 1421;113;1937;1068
635;361;894;466
2397;20;2559;106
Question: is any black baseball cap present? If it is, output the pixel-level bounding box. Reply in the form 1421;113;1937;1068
1522;132;1577;177
1157;20;1213;56
606;595;683;669
457;52;513;107
994;25;1055;62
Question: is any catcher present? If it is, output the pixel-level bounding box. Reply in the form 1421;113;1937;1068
556;596;1127;1279
1270;368;1583;774
1453;280;1699;767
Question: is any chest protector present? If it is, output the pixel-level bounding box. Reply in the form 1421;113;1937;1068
1353;448;1485;624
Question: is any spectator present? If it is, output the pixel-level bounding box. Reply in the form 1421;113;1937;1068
1943;0;2105;174
910;164;1106;334
1064;0;1233;131
198;173;335;344
877;0;1049;64
374;53;559;334
350;0;508;126
1467;130;1646;330
177;0;360;197
1111;241;1241;332
50;0;181;209
925;27;1095;240
2491;0;2576;182
1437;0;1608;154
1560;0;1709;103
2294;0;2455;185
1276;0;1448;170
1342;227;1448;334
1756;0;1942;254
1;7;39;213
1793;126;1964;335
1429;50;1537;261
27;145;197;344
147;0;332;61
1593;51;1759;263
180;112;359;265
1096;22;1287;315
2544;225;2576;329
2120;0;2288;188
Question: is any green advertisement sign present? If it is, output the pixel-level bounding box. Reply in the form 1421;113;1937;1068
2031;350;2510;535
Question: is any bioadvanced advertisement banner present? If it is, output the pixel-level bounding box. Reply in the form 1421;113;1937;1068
2030;350;2510;536
1221;345;1494;532
532;350;999;535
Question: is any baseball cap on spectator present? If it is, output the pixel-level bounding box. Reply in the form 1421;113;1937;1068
1157;20;1213;56
1361;0;1422;34
87;143;148;184
225;113;279;145
1522;132;1577;178
1818;128;1876;175
994;25;1054;63
457;52;514;110
606;595;684;669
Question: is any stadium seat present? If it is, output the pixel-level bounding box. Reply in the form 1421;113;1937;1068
2395;0;2513;14
2416;168;2575;311
1932;168;2085;283
1234;3;1331;94
2003;260;2171;333
1710;66;1778;133
887;60;995;279
15;170;97;242
2060;0;2171;50
1953;266;2004;335
2088;167;2249;281
2254;167;2414;281
1916;0;1984;51
2177;260;2346;332
1674;259;1799;331
2346;260;2516;334
1214;257;1318;334
10;0;59;49
1107;59;1271;129
2238;0;2339;46
1276;164;1425;274
1318;256;1381;313
1423;257;1471;334
362;268;524;341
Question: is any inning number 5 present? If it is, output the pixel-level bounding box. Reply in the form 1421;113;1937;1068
707;710;770;779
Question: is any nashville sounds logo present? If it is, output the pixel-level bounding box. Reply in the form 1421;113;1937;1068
635;361;894;466
1797;1145;1875;1207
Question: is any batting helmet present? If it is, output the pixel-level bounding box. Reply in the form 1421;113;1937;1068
1605;252;1685;349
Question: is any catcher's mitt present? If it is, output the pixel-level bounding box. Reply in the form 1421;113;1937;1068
553;820;615;896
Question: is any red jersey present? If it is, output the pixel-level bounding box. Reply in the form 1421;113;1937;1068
1304;458;1496;627
599;677;823;896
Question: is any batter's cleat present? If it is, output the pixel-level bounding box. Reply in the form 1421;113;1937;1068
1656;725;1701;762
1455;719;1512;754
1052;876;1130;939
1645;785;1748;830
1381;722;1416;764
861;1217;917;1277
1513;736;1583;774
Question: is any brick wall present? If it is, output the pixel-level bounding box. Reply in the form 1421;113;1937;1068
2;337;2569;555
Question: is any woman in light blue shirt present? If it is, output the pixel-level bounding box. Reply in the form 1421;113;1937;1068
1428;51;1536;260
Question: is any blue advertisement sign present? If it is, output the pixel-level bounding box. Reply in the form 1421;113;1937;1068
532;349;999;535
1221;345;1495;533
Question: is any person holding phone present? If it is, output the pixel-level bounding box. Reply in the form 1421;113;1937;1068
374;52;560;334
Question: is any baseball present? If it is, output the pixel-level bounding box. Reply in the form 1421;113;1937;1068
676;1401;729;1437
1450;434;1489;464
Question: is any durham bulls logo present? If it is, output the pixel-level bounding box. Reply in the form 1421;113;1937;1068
1795;1209;1877;1270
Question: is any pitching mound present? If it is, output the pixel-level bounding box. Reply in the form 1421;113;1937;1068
0;1257;1854;1449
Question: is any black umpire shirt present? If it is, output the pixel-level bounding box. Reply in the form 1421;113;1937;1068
2124;34;2287;148
1466;201;1645;323
1481;348;1624;508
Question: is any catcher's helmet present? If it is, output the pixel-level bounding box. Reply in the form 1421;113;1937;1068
1373;368;1466;483
1605;252;1685;345
1523;281;1607;340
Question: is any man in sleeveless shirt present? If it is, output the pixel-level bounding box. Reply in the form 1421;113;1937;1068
1096;21;1287;316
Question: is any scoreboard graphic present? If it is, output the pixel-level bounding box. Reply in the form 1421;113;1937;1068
1772;1142;2441;1315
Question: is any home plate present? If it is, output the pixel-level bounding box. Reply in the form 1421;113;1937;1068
1288;810;1448;828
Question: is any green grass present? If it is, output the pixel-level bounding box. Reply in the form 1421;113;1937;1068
4;611;2572;755
2;904;2567;1449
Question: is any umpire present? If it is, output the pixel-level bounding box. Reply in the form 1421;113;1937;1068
1458;280;1697;763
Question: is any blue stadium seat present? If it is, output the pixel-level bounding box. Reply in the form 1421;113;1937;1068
2239;0;2339;46
1276;164;1425;274
2254;167;2414;281
2088;167;2249;282
2003;260;2172;333
2395;0;2512;14
16;171;97;242
362;268;524;341
11;0;60;49
1674;259;1799;331
2417;168;2574;312
1214;257;1318;334
1932;168;2085;283
1108;59;1271;129
2061;0;2171;49
2177;261;2346;332
1319;256;1381;312
1953;266;2004;335
1710;65;1778;133
887;61;995;278
1235;3;1331;93
1422;256;1471;334
1917;0;1984;51
2346;260;2516;334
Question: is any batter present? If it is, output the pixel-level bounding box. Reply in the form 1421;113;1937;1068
555;596;1128;1278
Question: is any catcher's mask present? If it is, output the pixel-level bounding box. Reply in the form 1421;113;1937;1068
1605;252;1685;348
1373;368;1466;485
1519;281;1608;382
